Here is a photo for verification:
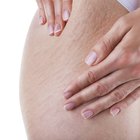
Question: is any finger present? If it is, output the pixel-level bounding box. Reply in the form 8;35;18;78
63;28;136;99
62;0;72;21
54;0;64;36
63;68;137;110
43;0;55;35
110;87;140;117
63;48;120;99
80;79;140;119
85;16;132;66
36;0;47;25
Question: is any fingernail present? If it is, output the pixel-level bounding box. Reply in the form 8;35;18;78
64;91;72;99
63;10;70;21
110;108;120;117
64;102;75;111
82;110;94;119
39;16;44;25
48;24;54;35
54;24;61;33
85;51;97;66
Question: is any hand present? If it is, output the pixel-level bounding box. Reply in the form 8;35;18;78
63;8;140;119
36;0;72;36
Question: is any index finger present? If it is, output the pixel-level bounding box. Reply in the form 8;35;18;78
63;50;119;99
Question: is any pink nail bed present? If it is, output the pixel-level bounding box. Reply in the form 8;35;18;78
110;108;120;117
85;51;97;66
64;102;75;111
82;110;94;119
63;10;70;21
54;24;61;33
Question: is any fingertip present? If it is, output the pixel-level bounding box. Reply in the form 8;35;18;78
54;23;62;36
63;10;70;21
47;24;54;36
85;51;97;66
39;16;47;25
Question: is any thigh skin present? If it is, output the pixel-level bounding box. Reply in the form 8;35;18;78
20;0;140;140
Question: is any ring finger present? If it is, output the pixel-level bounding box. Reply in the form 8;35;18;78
81;79;140;119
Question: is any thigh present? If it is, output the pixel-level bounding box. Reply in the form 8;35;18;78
20;0;140;140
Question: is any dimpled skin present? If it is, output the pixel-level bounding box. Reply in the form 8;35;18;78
20;0;140;140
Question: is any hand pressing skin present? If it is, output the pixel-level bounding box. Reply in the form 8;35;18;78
63;8;140;119
36;0;72;36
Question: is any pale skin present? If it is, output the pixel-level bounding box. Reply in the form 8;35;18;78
63;8;140;119
36;0;140;119
36;0;72;36
21;0;140;139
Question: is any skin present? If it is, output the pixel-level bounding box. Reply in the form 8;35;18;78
20;0;140;139
36;0;72;36
63;8;140;119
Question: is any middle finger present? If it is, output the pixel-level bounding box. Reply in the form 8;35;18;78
64;67;136;110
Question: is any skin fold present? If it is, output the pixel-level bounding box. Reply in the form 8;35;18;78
20;0;140;140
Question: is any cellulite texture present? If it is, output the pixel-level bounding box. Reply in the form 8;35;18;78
20;0;140;140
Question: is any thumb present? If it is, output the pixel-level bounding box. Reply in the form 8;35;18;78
85;17;131;66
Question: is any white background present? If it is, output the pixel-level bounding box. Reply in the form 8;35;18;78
0;1;37;139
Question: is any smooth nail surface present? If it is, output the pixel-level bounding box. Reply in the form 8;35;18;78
54;24;61;33
48;24;54;35
82;110;94;119
110;108;120;117
63;10;70;21
64;102;75;111
85;51;97;66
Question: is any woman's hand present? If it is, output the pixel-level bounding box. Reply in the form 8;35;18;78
36;0;72;36
63;8;140;119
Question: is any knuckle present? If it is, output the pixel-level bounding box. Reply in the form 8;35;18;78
95;102;106;112
117;16;130;27
87;70;97;84
76;94;85;104
99;36;112;53
117;49;133;67
95;82;108;97
55;14;61;20
113;89;126;102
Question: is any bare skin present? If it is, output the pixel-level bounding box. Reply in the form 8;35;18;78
63;8;140;119
20;0;140;140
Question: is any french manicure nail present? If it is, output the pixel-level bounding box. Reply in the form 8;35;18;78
48;24;54;35
110;108;120;117
64;91;72;99
85;51;97;66
54;24;61;33
63;10;70;21
64;102;75;111
82;110;94;119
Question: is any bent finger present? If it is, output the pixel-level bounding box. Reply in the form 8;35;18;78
85;16;132;66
